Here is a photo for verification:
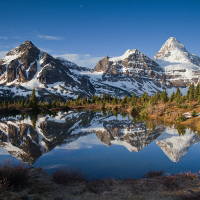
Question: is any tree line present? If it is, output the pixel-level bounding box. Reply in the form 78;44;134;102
0;83;200;112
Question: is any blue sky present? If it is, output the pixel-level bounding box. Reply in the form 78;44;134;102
0;0;200;68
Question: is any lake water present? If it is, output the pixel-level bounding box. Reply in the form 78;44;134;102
0;110;200;179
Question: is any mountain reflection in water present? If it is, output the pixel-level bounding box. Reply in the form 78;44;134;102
0;110;200;178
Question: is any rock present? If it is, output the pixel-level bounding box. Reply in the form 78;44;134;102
94;55;110;72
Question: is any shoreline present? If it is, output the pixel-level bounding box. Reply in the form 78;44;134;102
2;167;200;200
1;101;200;133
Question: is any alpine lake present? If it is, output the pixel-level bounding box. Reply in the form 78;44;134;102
0;109;200;180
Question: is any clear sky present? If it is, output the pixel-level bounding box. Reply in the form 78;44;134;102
0;0;200;68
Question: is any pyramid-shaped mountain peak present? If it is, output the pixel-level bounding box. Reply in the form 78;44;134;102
153;37;190;61
6;40;39;57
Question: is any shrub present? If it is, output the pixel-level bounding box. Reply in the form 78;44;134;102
52;166;88;185
176;125;186;135
140;111;148;117
176;104;182;108
131;107;138;115
101;102;105;110
176;113;186;122
143;169;164;178
166;109;171;116
178;171;199;180
113;106;118;111
131;106;142;114
188;104;194;110
121;102;125;108
192;110;197;117
163;173;176;189
182;104;188;109
0;160;29;192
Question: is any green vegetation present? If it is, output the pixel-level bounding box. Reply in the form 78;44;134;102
192;110;197;117
176;114;186;122
0;84;200;124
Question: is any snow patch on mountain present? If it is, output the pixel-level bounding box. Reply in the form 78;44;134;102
155;126;200;162
109;49;137;62
154;37;200;65
156;60;200;80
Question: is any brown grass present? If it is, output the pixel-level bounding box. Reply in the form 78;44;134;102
0;159;29;196
180;193;200;200
52;166;88;185
86;178;114;194
163;173;177;189
153;103;167;117
143;170;165;178
178;171;199;180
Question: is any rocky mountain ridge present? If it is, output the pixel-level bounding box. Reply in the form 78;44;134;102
92;49;167;96
154;37;200;87
0;41;95;100
0;37;200;99
154;37;200;65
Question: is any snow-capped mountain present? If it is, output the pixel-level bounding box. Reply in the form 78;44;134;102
155;126;200;162
92;49;167;96
154;37;200;87
1;38;200;99
0;41;95;100
154;37;200;65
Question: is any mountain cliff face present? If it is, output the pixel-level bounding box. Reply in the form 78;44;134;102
1;37;200;99
0;41;95;100
154;37;200;87
154;37;200;65
92;49;167;96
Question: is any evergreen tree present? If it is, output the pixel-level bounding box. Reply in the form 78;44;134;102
20;99;24;108
29;89;38;110
160;90;168;103
195;83;200;99
82;96;87;105
77;95;80;101
131;93;137;106
141;92;148;102
48;102;52;109
52;100;56;108
155;91;160;102
170;91;176;101
30;113;38;130
3;100;7;108
187;83;195;101
56;98;61;107
38;100;42;107
92;94;96;103
176;87;181;99
24;99;29;108
114;95;118;104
